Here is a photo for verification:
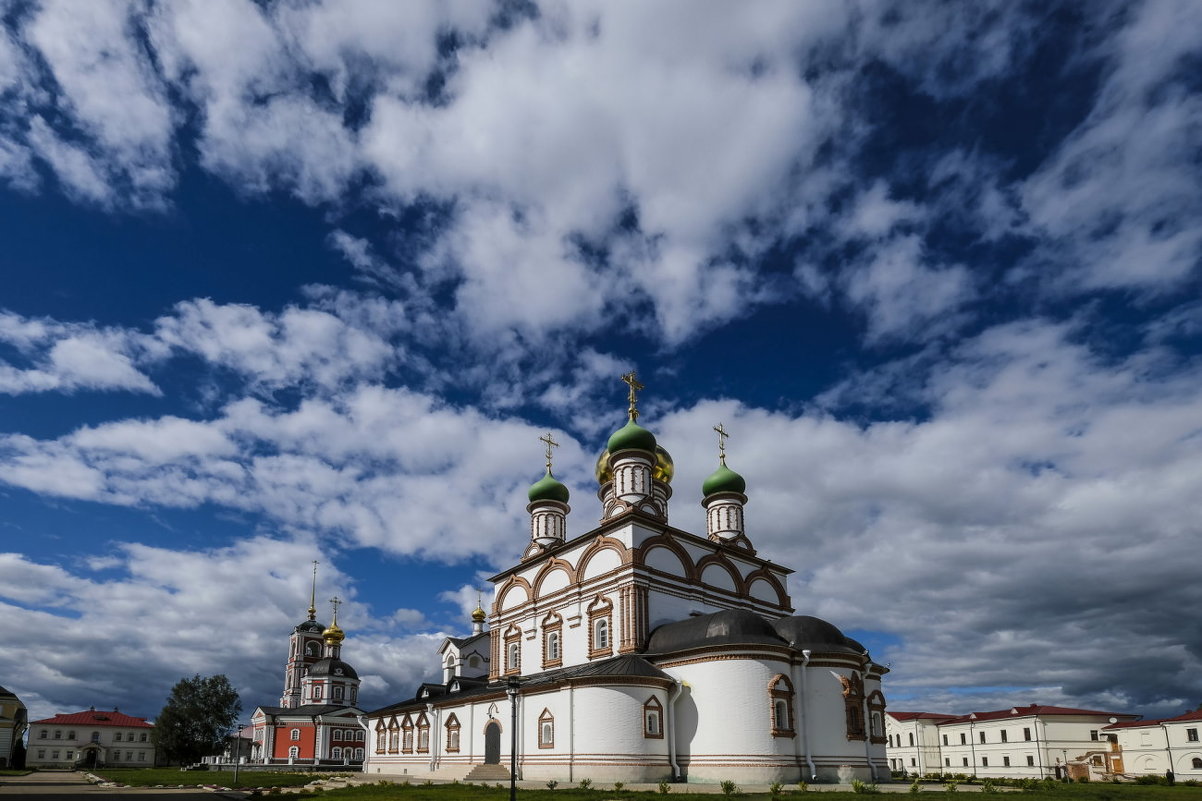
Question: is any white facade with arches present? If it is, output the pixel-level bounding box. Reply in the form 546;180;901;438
364;399;889;784
1105;709;1202;779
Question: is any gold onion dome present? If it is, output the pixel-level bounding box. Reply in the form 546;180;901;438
528;469;570;503
595;444;674;485
471;604;487;623
323;623;345;645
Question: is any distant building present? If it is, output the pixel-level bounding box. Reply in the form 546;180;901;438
0;685;28;768
886;705;1138;779
1104;709;1202;779
249;589;366;767
27;708;154;769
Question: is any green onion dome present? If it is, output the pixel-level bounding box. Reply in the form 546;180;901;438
606;419;657;455
528;469;570;504
702;461;746;497
596;444;674;485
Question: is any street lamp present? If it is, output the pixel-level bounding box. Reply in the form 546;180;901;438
233;724;245;786
506;676;520;801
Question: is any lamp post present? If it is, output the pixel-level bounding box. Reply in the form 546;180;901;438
507;677;520;801
233;724;245;786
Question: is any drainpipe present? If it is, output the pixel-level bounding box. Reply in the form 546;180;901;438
1161;723;1173;776
799;650;816;781
969;715;978;778
567;682;575;783
427;704;437;773
667;679;685;781
861;671;876;781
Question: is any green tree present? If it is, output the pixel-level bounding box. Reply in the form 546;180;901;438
153;674;242;765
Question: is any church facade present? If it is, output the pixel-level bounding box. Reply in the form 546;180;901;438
362;377;889;784
250;581;367;767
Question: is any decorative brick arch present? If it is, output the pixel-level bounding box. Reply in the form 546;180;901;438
532;557;577;599
634;534;698;581
695;553;746;595
496;575;533;612
743;567;789;607
577;535;631;580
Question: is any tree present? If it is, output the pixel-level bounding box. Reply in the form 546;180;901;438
153;674;242;765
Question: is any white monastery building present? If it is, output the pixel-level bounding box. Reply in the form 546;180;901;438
363;375;889;784
1103;709;1202;780
885;705;1140;780
250;580;367;767
27;708;154;769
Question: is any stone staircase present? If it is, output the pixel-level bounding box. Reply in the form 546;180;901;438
463;763;512;783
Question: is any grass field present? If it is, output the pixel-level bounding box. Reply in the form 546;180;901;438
93;767;323;787
309;780;1202;800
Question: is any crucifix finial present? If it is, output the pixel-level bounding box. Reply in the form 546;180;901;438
329;595;342;625
621;371;645;422
308;561;319;621
538;431;560;472
713;422;729;464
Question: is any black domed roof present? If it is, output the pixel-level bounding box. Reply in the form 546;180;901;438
771;615;862;654
308;657;359;680
647;608;785;653
295;619;325;633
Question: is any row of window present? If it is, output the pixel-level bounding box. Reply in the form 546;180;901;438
944;755;1036;768
286;728;365;741
309;684;357;703
503;608;615;675
34;750;147;762
939;727;1034;746
37;729;148;742
282;746;365;760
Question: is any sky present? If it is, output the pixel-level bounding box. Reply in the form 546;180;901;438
1;0;1200;728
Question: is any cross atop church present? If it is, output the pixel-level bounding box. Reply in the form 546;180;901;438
714;422;729;464
329;595;342;624
308;560;319;621
539;431;560;472
621;371;645;422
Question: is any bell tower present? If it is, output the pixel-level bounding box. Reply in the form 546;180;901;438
280;561;326;708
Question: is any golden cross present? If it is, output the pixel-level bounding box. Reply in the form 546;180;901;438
621;371;645;421
714;422;729;463
329;595;342;624
539;431;560;472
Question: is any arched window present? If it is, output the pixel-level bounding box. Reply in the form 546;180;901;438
388;719;400;753
769;675;795;737
547;632;560;662
594;619;609;650
908;732;915;746
355;748;364;760
288;746;299;759
867;690;887;744
331;746;341;759
1193;757;1202;769
305;641;319;657
113;732;121;742
333;686;343;700
505;625;522;675
312;685;323;701
374;722;386;753
416;714;430;753
840;673;866;741
587;597;614;659
644;696;664;739
332;729;342;741
538;709;554;748
445;714;461;753
290;728;301;741
401;716;413;753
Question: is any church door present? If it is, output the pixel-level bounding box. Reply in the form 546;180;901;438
483;721;501;764
83;749;97;769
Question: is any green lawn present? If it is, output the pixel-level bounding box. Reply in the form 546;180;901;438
309;781;1202;800
93;767;324;788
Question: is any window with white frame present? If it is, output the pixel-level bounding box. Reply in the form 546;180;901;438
289;746;299;759
538;708;554;748
290;728;301;741
416;715;430;753
643;696;663;738
769;675;795;737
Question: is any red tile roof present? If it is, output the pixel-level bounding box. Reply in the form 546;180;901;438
31;709;153;728
888;711;958;721
935;704;1138;725
1104;708;1202;729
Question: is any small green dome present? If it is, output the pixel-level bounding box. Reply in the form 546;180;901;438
606;419;657;454
528;470;570;504
702;461;746;497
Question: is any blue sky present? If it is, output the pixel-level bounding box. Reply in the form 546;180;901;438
1;0;1200;726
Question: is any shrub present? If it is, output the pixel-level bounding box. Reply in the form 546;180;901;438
1134;775;1163;785
980;779;998;794
720;779;737;795
658;781;671;794
768;782;783;797
798;780;808;793
545;780;558;790
1018;778;1039;791
577;778;592;789
909;779;921;794
850;779;880;794
613;781;624;791
944;780;959;793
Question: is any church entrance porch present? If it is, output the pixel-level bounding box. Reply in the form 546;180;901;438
484;721;501;764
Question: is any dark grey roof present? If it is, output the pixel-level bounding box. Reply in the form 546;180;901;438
308;657;359;680
367;655;671;717
256;704;363;717
646;608;785;653
295;619;325;633
0;685;15;698
646;609;865;657
446;631;490;649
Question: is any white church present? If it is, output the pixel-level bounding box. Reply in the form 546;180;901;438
362;375;889;784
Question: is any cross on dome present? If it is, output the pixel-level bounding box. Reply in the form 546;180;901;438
539;431;560;472
713;422;730;464
308;560;319;621
621;371;645;422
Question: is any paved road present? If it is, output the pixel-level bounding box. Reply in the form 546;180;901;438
0;772;225;801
